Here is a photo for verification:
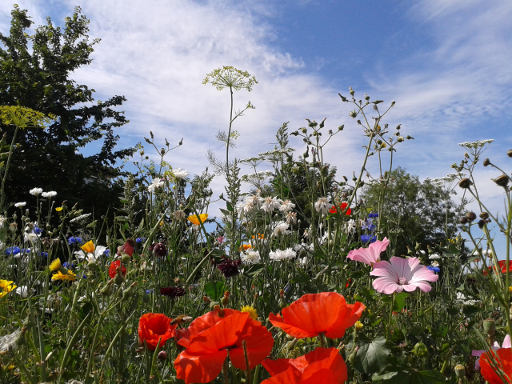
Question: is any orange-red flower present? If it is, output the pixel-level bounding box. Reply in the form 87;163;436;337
480;348;512;383
262;347;347;384
269;292;365;339
484;260;512;275
174;309;274;384
108;260;127;279
329;202;351;215
138;313;177;351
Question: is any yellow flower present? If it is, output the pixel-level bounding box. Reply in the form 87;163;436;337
55;207;63;212
80;240;95;254
187;213;208;226
0;280;16;298
52;270;76;282
49;258;62;271
241;305;258;320
509;286;512;293
355;321;364;331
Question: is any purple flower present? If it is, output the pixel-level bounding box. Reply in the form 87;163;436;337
361;234;377;244
347;237;389;267
217;256;242;278
150;242;167;257
160;286;185;298
370;257;439;294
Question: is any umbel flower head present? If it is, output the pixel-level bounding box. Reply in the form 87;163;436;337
203;66;257;92
370;256;439;294
347;237;389;267
0;106;55;129
262;347;347;384
174;308;274;384
269;292;365;339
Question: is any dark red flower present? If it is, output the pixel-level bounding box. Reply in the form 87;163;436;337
117;239;135;257
108;260;127;279
262;347;347;384
329;202;352;215
174;308;274;384
160;286;185;298
150;242;167;257
138;313;177;351
217;256;242;278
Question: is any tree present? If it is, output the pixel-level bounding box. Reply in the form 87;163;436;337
362;167;460;256
0;5;135;218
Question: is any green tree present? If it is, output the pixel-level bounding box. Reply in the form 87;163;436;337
0;5;135;217
362;167;460;256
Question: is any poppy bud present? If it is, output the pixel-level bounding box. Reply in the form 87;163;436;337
454;364;465;379
87;261;98;271
483;318;496;336
466;212;477;221
121;254;131;263
459;178;472;189
122;282;137;300
221;291;229;306
114;269;125;285
480;212;489;220
483;158;490;166
413;342;429;357
100;280;114;297
493;174;510;188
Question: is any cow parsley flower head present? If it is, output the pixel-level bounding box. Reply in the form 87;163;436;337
14;202;26;208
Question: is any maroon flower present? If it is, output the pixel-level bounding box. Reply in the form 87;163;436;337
217;256;242;278
150;242;167;257
160;286;185;298
117;239;136;257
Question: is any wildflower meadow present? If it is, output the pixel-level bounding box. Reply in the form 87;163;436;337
1;7;512;384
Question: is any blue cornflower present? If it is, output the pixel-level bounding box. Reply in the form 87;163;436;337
33;226;43;235
368;213;379;218
428;266;441;273
63;262;75;270
5;246;21;255
21;248;31;254
361;235;377;244
136;237;146;243
39;252;48;257
68;236;82;245
145;289;154;294
103;249;110;256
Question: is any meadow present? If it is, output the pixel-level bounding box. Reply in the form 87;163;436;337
0;69;511;384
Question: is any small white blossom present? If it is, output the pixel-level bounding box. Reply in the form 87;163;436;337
241;250;261;264
270;248;296;261
148;178;164;192
285;211;297;225
429;253;441;260
431;261;440;267
456;292;478;306
41;191;57;198
29;188;43;196
15;286;34;298
346;219;356;234
173;168;188;179
279;200;295;213
261;196;282;213
14;202;26;208
314;197;330;215
272;221;290;237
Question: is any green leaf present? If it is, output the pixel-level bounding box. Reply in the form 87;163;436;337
373;369;445;384
204;282;225;301
242;264;264;278
353;336;390;374
462;305;481;317
394;292;409;312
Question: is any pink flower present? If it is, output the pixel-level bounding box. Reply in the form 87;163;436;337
347;237;389;267
370;257;439;294
473;335;511;370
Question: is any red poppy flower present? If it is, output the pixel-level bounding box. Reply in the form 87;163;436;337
108;260;127;279
138;313;177;351
269;292;365;339
174;309;274;384
329;202;352;215
484;260;512;275
262;347;347;384
480;348;512;384
117;239;135;257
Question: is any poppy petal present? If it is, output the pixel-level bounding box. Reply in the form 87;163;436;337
268;313;318;338
177;308;237;348
325;302;365;339
230;318;274;370
261;367;301;384
174;349;227;384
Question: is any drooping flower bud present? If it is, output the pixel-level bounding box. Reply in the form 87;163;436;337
466;212;477;222
459;216;468;224
483;158;490;166
100;280;114;297
507;149;512;157
157;350;167;361
480;212;489;220
478;220;485;229
493;174;510;188
483;318;496;336
458;178;472;189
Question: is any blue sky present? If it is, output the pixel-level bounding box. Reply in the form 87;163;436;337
1;0;511;254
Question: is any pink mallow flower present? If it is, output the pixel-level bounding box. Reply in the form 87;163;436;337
370;256;439;294
472;335;511;370
347;237;389;267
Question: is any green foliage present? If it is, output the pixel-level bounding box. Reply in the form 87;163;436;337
0;5;135;219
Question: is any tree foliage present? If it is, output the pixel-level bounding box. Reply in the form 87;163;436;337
0;5;135;217
362;167;460;255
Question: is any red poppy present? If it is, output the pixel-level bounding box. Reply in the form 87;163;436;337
108;260;127;279
174;309;274;384
262;347;347;384
484;260;512;275
118;239;135;257
138;313;177;351
480;348;512;384
329;202;352;215
269;292;365;339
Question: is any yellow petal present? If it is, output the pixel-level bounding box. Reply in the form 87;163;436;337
80;240;95;254
187;213;208;226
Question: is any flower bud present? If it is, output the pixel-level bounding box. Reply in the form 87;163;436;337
478;220;485;229
459;216;468;224
122;282;137;300
483;158;490;166
221;291;229;306
508;149;512;158
121;254;131;263
466;212;477;221
413;342;429;357
349;86;354;96
397;136;404;142
459;178;472;189
158;351;167;361
483;318;496;336
100;280;114;297
480;212;489;220
202;296;211;303
114;271;125;286
454;364;465;379
493;174;510;188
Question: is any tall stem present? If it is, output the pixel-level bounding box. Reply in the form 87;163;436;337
225;86;234;178
0;125;19;209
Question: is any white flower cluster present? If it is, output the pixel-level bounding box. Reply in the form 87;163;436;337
458;139;494;149
237;193;296;216
172;168;188;179
269;248;296;261
148;178;164;192
272;221;291;237
29;188;57;198
241;250;261;264
429;253;441;260
428;173;465;184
